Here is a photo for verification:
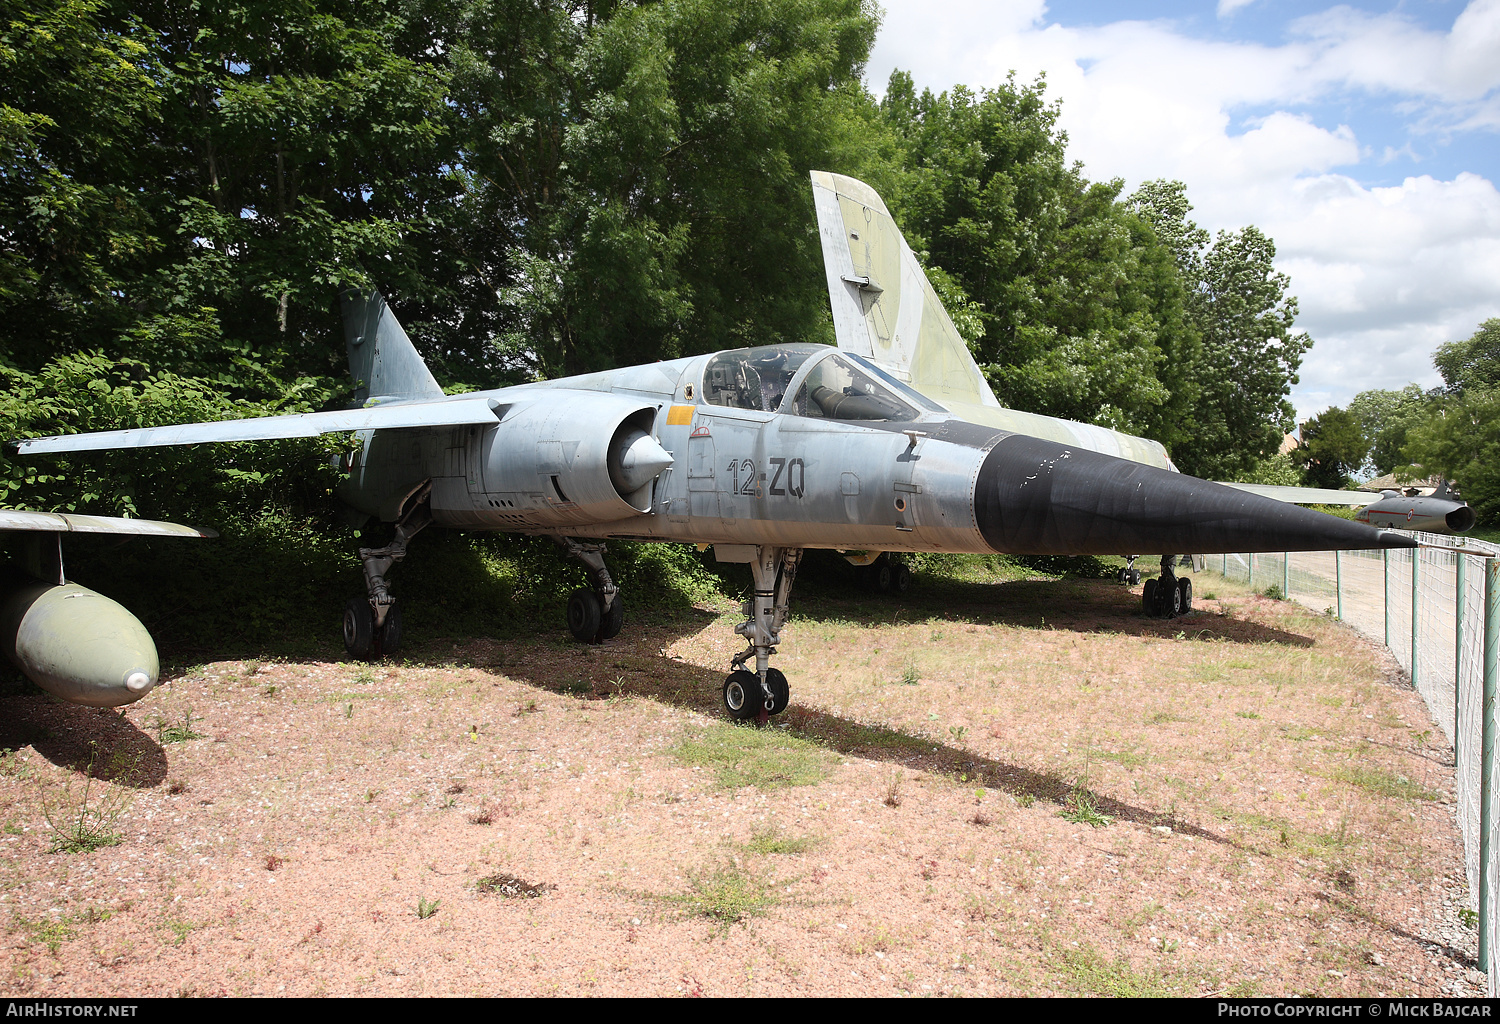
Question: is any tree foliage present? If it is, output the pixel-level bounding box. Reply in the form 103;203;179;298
1294;406;1368;490
1404;319;1500;524
2;0;1313;529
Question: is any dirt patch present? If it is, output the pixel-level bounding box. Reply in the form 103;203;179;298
0;571;1481;996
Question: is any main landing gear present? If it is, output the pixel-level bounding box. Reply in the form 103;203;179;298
1116;555;1142;586
723;546;802;724
866;553;912;595
345;484;433;660
1141;554;1192;619
555;537;625;644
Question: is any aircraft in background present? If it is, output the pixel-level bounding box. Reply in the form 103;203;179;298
9;173;1419;722
1221;479;1475;535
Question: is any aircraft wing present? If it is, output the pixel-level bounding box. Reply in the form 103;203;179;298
0;509;217;538
11;396;502;455
1217;483;1375;507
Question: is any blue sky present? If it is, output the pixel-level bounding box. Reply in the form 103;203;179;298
866;0;1500;421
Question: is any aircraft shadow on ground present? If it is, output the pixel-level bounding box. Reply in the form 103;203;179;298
484;621;1466;973
0;695;168;788
485;621;1237;848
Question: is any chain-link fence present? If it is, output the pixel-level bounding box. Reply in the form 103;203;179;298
1203;534;1500;991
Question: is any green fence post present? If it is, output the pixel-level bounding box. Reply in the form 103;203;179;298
1384;549;1391;647
1480;558;1498;974
1283;552;1290;601
1413;547;1422;691
1248;552;1254;590
1336;549;1343;621
1459;553;1467;766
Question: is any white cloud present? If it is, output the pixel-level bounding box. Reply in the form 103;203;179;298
865;1;1500;419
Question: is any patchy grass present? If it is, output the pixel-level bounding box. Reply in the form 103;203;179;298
671;724;835;790
1054;944;1186;997
1330;765;1440;802
743;823;820;855
664;862;779;929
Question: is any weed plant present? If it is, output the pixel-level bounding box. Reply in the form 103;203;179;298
39;747;133;853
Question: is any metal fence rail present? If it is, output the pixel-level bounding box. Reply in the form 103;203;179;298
1204;534;1500;991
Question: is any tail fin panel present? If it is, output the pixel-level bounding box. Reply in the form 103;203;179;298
810;171;999;409
340;291;444;403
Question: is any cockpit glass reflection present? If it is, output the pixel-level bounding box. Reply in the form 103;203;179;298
784;353;922;422
701;345;826;412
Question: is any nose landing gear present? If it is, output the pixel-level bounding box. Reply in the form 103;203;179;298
722;546;801;722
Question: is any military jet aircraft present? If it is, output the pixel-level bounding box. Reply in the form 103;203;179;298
10;172;1418;722
1221;479;1475;535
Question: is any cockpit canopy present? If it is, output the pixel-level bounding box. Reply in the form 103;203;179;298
700;345;943;423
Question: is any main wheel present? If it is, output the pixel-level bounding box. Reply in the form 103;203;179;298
566;588;601;643
1142;578;1158;617
722;670;761;720
1169;580;1183;617
598;595;625;641
874;560;894;593
379;601;403;657
892;564;912;595
343;597;375;659
1177;577;1193;615
764;668;789;716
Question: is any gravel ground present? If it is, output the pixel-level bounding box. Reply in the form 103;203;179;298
0;572;1484;997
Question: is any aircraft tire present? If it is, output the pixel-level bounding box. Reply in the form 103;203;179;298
343;597;375;660
1177;578;1192;615
1142;578;1158;617
567;589;602;643
722;670;761;720
874;561;893;593
1169;581;1184;617
380;601;402;657
1128;569;1141;585
765;668;789;716
892;565;912;595
598;595;624;641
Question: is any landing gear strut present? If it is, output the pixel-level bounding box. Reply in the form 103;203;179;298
555;537;624;643
345;484;432;660
1142;554;1192;619
724;546;801;723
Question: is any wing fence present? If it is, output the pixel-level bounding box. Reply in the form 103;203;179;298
1204;533;1500;991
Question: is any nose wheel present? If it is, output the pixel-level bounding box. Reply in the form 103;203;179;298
722;668;789;722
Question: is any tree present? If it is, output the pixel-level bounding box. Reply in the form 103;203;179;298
1404;319;1500;525
872;73;1178;438
1127;180;1310;481
1347;385;1434;476
1294;406;1368;490
1433;318;1500;394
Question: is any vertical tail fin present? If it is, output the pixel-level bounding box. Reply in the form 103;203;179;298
810;170;1000;409
339;291;444;403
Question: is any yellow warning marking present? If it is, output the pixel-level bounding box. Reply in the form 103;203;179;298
666;405;695;426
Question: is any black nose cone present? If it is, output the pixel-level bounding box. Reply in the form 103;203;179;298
974;433;1418;556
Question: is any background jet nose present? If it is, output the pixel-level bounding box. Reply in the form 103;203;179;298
972;433;1418;556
